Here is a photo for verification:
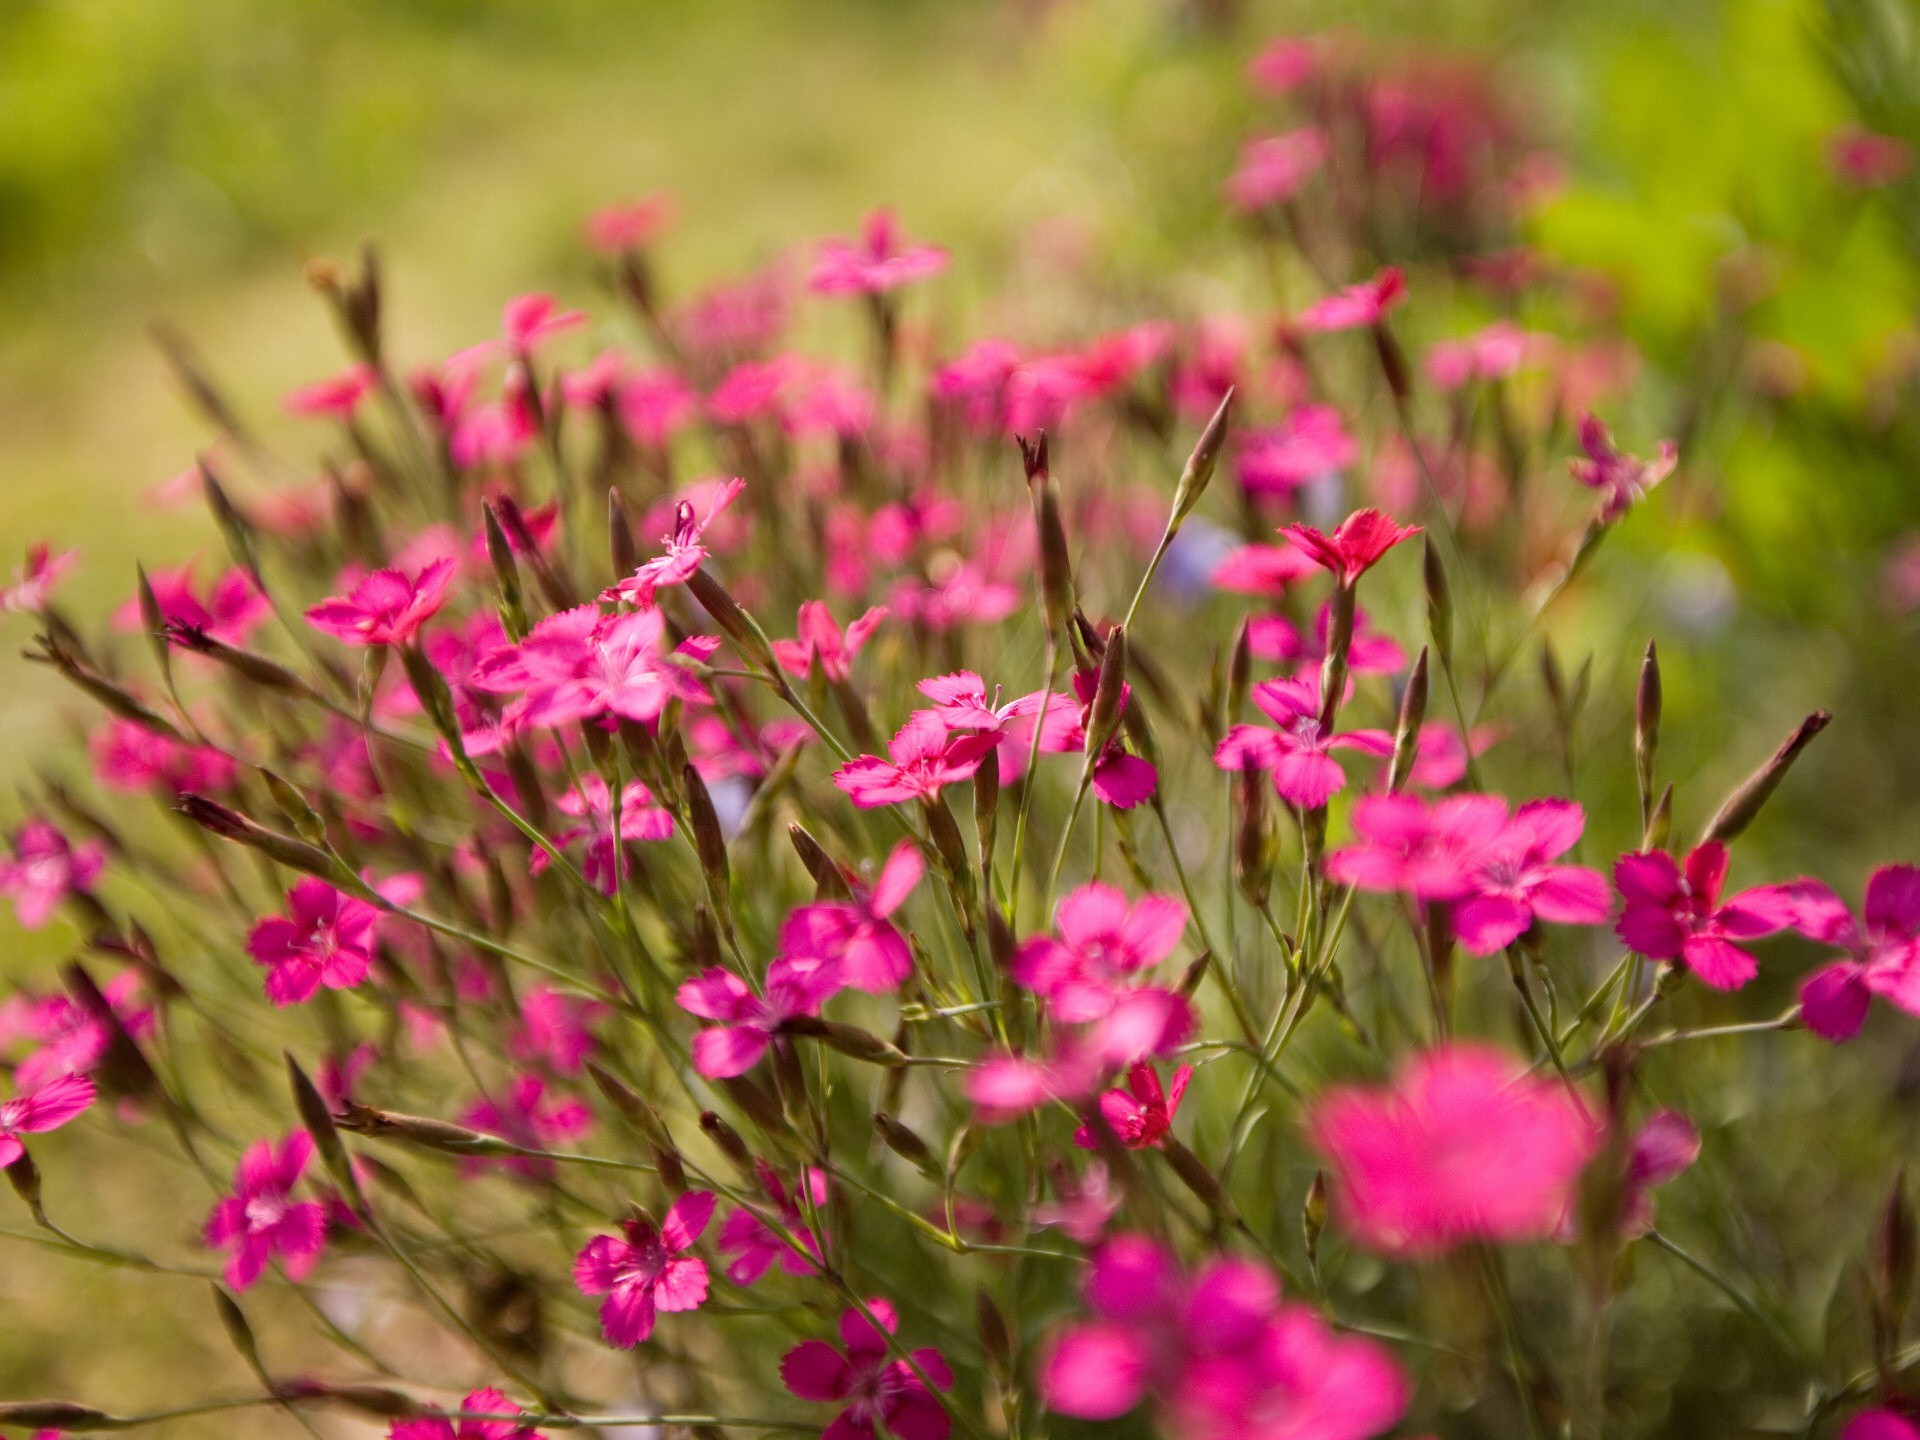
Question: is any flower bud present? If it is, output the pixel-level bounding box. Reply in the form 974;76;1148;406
495;494;574;611
1643;783;1673;852
685;567;778;672
1177;950;1213;999
179;794;337;880
1163;1137;1236;1219
135;564;178;693
263;771;327;846
973;760;1000;878
483;503;528;641
787;824;852;901
1035;483;1075;640
165;624;317;696
287;1052;363;1207
1700;711;1830;846
781;1016;907;1067
1170;387;1234;528
699;1110;754;1172
212;1284;268;1383
337;1102;517;1156
1636;639;1661;823
28;634;185;740
682;763;730;893
976;1290;1014;1374
1423;538;1453;672
1878;1168;1916;1333
609;487;639;579
0;1401;115;1430
1228;619;1252;723
1017;432;1049;484
1387;646;1429;793
873;1112;941;1180
1086;626;1129;758
200;461;263;585
1236;767;1271;909
1304;1170;1328;1267
1316;585;1356;733
719;1073;793;1137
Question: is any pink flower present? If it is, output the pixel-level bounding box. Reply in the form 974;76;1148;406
1033;1162;1121;1245
1424;321;1538;391
1;543;78;613
1025;669;1159;811
1013;882;1188;1024
585;191;678;253
1780;865;1920;1041
473;606;712;731
1325;792;1510;900
1617;1109;1699;1238
1295;267;1407;332
1407;723;1501;789
810;209;949;296
1841;1410;1920;1440
284;364;378;419
965;1039;1105;1124
502;293;587;350
389;1387;541;1440
1236;405;1358;498
1831;127;1913;188
782;841;924;993
0;1073;95;1168
933;338;1022;431
772;602;889;682
1213;676;1392;810
832;712;1000;809
1224;128;1328;212
306;558;458;647
603;479;746;606
1040;1235;1407;1440
508;985;604;1076
782;1300;954;1440
1448;800;1613;955
1306;1043;1601;1257
573;1190;715;1348
535;775;675;895
886;562;1019;632
675;957;842;1078
246;880;378;1007
2;974;152;1090
460;1074;593;1178
204;1131;329;1290
719;1161;828;1284
1074;1062;1191;1150
1613;842;1799;991
116;564;269;646
1279;508;1421;588
1246;36;1322;94
1210;542;1318;597
1248;601;1405;675
0;820;105;929
1568;414;1677;523
91;721;235;795
617;366;699;447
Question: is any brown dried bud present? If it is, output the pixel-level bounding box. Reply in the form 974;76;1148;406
699;1110;754;1172
337;1102;516;1156
0;1401;116;1430
1016;432;1049;483
1700;711;1830;846
976;1290;1014;1373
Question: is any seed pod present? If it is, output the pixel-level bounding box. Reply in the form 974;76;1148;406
1386;646;1429;793
0;1401;115;1430
873;1112;942;1180
179;794;337;880
1423;538;1453;672
609;487;639;578
684;567;777;671
699;1110;754;1172
719;1074;792;1137
1035;483;1075;639
1304;1171;1328;1267
1170;386;1234;528
1177;951;1212;999
682;763;730;893
1316;584;1357;734
1086;627;1129;758
483;503;528;641
288;1053;364;1206
782;1016;908;1067
212;1285;268;1383
1700;711;1831;846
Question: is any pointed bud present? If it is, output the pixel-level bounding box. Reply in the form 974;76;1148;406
1170;387;1234;527
179;794;337;880
1035;483;1075;639
336;1102;517;1156
1316;585;1356;734
1643;783;1674;852
1423;538;1453;672
200;461;262;584
1700;711;1831;846
718;1074;792;1137
212;1285;268;1383
1228;619;1252;723
165;625;316;695
609;488;639;579
781;1016;907;1067
1387;646;1429;793
874;1112;941;1180
0;1401;116;1430
495;494;574;610
288;1053;364;1207
684;567;778;671
1878;1167;1916;1332
483;503;527;641
1016;432;1049;483
787;824;852;900
1236;767;1271;909
262;771;326;845
1304;1171;1328;1266
699;1110;754;1172
976;1290;1014;1373
5;1150;42;1216
682;763;730;893
135;564;178;691
1178;951;1213;999
1086;627;1129;758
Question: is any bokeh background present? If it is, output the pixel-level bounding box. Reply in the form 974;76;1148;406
4;0;1920;1430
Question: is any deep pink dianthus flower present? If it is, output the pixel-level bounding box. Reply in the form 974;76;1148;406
204;1131;329;1290
306;558;458;647
388;1387;542;1440
246;880;378;1007
782;1300;954;1440
676;957;843;1078
782;840;924;994
1613;841;1799;991
0;819;105;930
573;1191;715;1348
1279;508;1421;589
1778;864;1920;1041
810;209;949;297
0;1072;94;1168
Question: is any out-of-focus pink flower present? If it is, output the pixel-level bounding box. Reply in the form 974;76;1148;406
604;479;746;606
0;820;104;929
1077;324;1174;395
585;191;678;254
115;564;269;647
1448;800;1612;955
389;1386;541;1440
618;366;699;447
965;1037;1107;1123
782;841;923;994
284;364;378;419
1780;865;1920;1041
933;338;1023;432
1424;321;1539;391
1020;668;1158;811
1614;842;1800;991
473;606;713;731
502;293;587;351
833;712;1000;809
1214;675;1392;810
204;1131;328;1290
810;209;949;296
1246;36;1324;94
508;985;605;1076
1210;542;1318;597
1237;405;1357;498
719;1161;828;1284
91;720;235;795
535;775;674;895
1883;535;1920;614
1325;792;1510;900
1;544;78;614
783;1300;954;1440
1247;601;1405;676
887;562;1019;633
574;1190;714;1348
1617;1110;1699;1238
246;879;378;1007
675;265;792;366
1014;883;1187;1023
1040;1234;1407;1439
1840;1409;1920;1440
1280;508;1420;588
1831;127;1913;188
1568;414;1677;523
1074;1061;1191;1150
306;559;458;647
1224;128;1329;212
461;1074;592;1178
1034;1161;1121;1245
1295;268;1407;332
676;957;842;1078
1306;1043;1600;1256
316;1043;378;1109
0;1073;94;1168
772;602;889;683
1407;723;1501;790
2;974;152;1090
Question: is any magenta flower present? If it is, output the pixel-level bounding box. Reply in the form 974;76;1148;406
1214;676;1392;810
1841;1411;1920;1440
1;973;152;1090
91;720;235;795
1617;1110;1700;1238
204;1131;329;1290
832;712;1000;809
306;558;458;647
1831;127;1913;188
473;606;713;731
1568;414;1677;523
1279;508;1421;589
810;209;949;296
1040;1235;1407;1439
1449;799;1612;955
573;1190;715;1348
617;366;699;447
1074;1062;1192;1151
1778;865;1920;1041
389;1387;541;1440
1236;405;1358;498
115;564;269;647
603;480;746;607
1223;127;1328;212
1306;1043;1600;1257
782;840;924;993
1325;792;1511;901
1013;882;1188;1024
965;1039;1104;1124
246;880;378;1007
584;191;677;254
719;1161;828;1284
1033;1161;1121;1245
1295;267;1407;333
284;364;378;419
460;1074;592;1179
1425;321;1537;391
675;957;843;1078
1;543;78;614
1210;542;1318;597
1613;842;1799;991
1248;601;1405;675
886;563;1019;632
782;1300;954;1440
0;819;105;929
508;985;604;1076
0;1073;95;1168
535;775;675;895
1407;723;1501;789
502;293;586;351
1025;669;1159;811
772;602;889;683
